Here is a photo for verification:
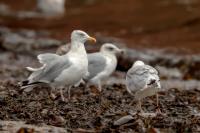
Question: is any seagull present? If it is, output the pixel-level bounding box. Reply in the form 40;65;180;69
20;30;96;101
83;43;123;91
126;60;161;113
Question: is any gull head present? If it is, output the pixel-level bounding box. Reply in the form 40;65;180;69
71;30;96;44
133;60;145;67
100;43;123;55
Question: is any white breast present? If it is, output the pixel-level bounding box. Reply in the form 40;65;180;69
94;54;117;80
54;53;88;87
104;55;117;76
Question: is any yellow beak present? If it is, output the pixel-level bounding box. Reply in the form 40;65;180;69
87;37;96;44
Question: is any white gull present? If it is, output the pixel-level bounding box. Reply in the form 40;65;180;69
83;43;123;91
21;30;96;101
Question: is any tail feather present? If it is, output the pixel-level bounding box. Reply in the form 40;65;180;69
21;80;29;86
147;79;156;85
19;80;44;89
26;67;42;72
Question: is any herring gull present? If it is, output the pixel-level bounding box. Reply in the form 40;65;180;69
21;30;96;101
126;60;161;113
83;43;123;91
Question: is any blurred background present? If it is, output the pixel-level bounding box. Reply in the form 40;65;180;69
0;0;200;53
0;0;199;85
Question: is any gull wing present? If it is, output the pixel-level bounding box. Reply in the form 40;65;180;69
126;65;159;93
84;53;106;80
26;53;60;72
28;54;72;83
37;53;61;65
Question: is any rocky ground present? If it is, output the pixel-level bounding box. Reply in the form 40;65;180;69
0;80;200;132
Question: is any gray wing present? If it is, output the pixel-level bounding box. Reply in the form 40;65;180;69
126;65;159;93
37;53;60;65
84;53;106;81
28;54;72;83
26;53;60;72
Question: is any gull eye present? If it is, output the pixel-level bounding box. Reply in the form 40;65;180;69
79;32;85;37
107;46;114;51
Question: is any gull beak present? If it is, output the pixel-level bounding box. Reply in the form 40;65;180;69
117;49;125;54
120;49;125;54
87;36;96;44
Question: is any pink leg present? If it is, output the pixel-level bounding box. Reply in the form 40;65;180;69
156;93;161;114
60;88;65;101
68;86;71;99
137;99;144;113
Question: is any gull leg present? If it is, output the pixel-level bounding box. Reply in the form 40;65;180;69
60;88;65;101
84;82;89;93
156;93;161;114
156;93;159;107
137;99;144;113
68;86;72;99
97;80;102;92
50;87;56;99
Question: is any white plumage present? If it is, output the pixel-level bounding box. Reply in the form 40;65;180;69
126;60;161;112
83;43;122;91
21;30;96;101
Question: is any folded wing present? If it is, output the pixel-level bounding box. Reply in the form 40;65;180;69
84;53;106;81
126;65;159;94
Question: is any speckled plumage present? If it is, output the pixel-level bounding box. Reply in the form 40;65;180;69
126;60;161;112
